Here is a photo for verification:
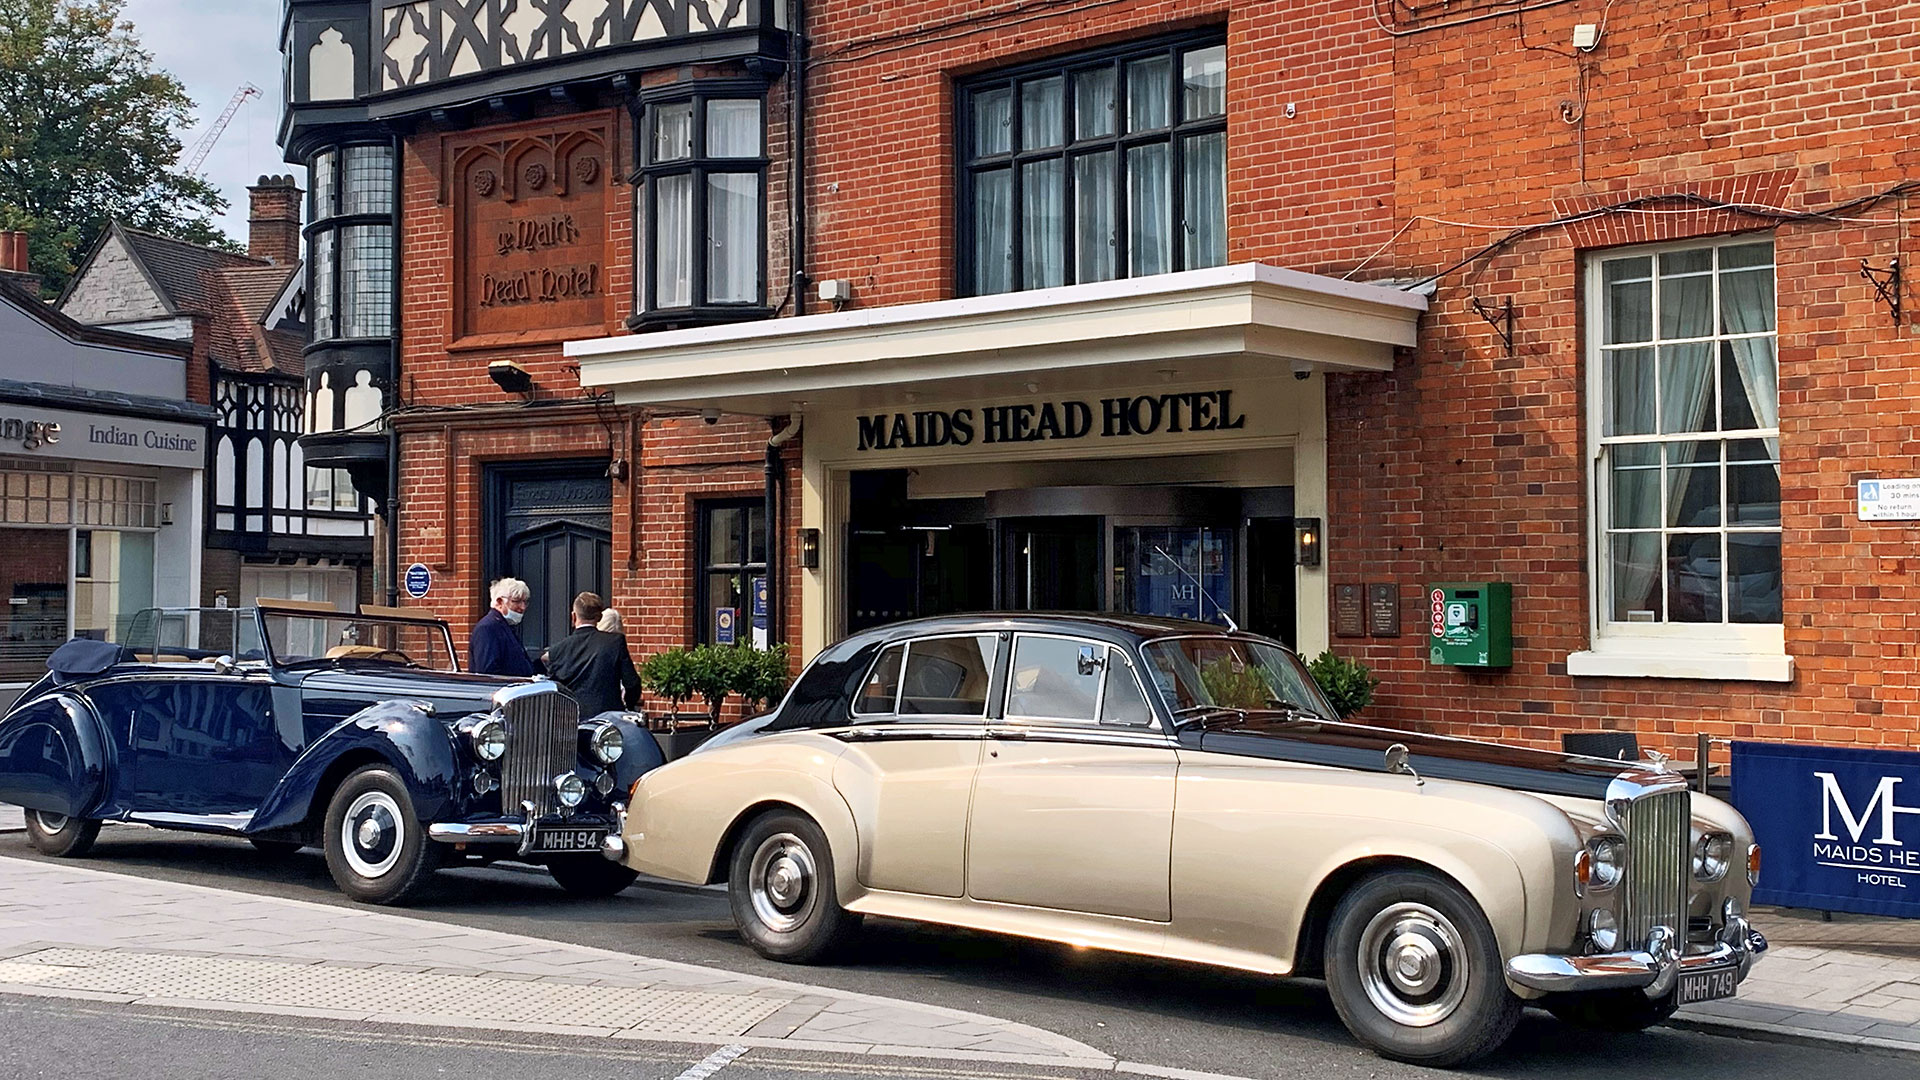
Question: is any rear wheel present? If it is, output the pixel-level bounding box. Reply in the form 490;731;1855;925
727;811;861;963
547;857;638;897
1545;989;1678;1032
322;766;441;905
1324;869;1522;1068
23;809;100;858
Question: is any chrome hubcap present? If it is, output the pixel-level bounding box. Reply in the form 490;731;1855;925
748;833;816;934
340;791;404;879
1358;902;1469;1028
33;810;68;832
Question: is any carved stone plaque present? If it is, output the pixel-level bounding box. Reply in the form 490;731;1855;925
1335;584;1366;638
1368;583;1401;637
449;113;615;347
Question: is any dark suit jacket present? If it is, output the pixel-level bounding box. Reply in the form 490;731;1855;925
543;626;641;718
469;609;535;677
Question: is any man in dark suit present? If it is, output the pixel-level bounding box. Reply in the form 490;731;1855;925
543;591;641;718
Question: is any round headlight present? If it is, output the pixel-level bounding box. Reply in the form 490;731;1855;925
554;772;586;808
468;718;506;762
1695;832;1734;882
1587;835;1624;891
1588;908;1620;953
589;723;624;765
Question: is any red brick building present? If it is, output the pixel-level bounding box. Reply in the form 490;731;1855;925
280;1;1918;753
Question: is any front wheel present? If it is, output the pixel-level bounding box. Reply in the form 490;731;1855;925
547;857;638;897
23;809;100;857
727;811;861;963
322;766;440;905
1324;869;1523;1068
1545;989;1678;1032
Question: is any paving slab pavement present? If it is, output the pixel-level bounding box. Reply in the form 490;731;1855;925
0;804;22;833
0;854;1253;1076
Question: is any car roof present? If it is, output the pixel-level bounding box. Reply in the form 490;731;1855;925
841;612;1257;650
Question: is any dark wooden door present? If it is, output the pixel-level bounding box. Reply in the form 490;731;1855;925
486;465;611;666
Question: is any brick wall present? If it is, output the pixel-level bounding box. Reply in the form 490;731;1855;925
1316;2;1920;753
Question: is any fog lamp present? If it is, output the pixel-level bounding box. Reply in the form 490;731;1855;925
472;769;498;797
554;772;586;808
1694;832;1733;882
1588;908;1620;953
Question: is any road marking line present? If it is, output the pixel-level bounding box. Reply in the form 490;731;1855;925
674;1043;749;1080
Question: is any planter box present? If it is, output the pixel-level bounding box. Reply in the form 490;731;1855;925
650;713;720;761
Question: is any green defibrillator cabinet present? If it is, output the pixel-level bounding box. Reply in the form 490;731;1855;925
1426;582;1512;669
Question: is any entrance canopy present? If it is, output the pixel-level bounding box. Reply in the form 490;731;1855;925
568;263;1427;414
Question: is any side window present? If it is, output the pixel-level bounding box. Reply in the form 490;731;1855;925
853;644;904;715
1100;658;1154;727
1006;636;1103;722
900;635;997;716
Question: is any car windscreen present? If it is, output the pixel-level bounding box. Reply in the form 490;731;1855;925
119;608;264;662
262;612;458;671
1140;637;1333;718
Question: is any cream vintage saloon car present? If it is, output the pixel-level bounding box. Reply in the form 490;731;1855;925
617;615;1765;1066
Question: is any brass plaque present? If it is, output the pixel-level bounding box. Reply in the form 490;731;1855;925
1368;583;1401;637
1335;584;1366;638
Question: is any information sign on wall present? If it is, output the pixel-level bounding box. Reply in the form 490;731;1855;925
1857;479;1920;521
1732;741;1920;918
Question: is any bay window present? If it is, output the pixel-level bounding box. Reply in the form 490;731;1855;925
960;33;1227;297
306;142;396;342
632;88;770;327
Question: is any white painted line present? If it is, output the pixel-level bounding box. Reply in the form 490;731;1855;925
1116;1062;1261;1080
673;1044;748;1080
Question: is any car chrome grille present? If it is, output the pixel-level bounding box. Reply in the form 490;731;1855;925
499;686;579;819
1620;787;1689;948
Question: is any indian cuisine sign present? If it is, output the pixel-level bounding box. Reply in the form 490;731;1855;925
0;405;203;469
855;389;1247;452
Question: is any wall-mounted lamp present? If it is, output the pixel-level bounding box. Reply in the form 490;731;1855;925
1294;517;1322;568
159;502;174;526
797;527;821;570
488;359;533;394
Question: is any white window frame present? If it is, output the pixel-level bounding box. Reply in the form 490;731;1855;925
1569;234;1791;682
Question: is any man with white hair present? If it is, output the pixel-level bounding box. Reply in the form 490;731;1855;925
470;577;536;676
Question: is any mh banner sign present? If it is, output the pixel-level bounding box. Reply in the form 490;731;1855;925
1732;741;1920;918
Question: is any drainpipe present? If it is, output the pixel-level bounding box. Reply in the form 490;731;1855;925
764;416;803;648
385;425;400;607
787;0;807;316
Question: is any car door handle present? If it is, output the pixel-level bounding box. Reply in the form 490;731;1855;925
987;728;1027;740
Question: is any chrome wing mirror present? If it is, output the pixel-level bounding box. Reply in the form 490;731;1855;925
1384;743;1425;788
212;655;236;675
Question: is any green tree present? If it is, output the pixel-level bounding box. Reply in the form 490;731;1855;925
0;0;231;295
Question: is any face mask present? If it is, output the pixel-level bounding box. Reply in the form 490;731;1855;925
501;607;524;626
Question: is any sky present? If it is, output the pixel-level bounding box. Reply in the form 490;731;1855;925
120;0;295;244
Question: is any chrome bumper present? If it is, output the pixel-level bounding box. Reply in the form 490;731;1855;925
427;802;627;862
1507;908;1768;999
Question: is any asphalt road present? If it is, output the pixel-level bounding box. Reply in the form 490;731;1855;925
5;827;1915;1080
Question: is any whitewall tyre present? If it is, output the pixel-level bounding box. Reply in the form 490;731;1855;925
727;811;861;963
23;809;100;858
1324;869;1522;1068
322;765;440;905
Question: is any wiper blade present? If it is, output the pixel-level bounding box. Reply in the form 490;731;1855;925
1170;705;1248;728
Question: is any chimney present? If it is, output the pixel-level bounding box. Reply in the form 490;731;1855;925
248;174;304;266
0;230;40;294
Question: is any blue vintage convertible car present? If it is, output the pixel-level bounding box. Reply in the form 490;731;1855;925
0;601;661;904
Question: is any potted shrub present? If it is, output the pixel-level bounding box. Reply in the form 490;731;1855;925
737;643;793;714
640;648;713;760
687;643;751;727
1307;651;1380;719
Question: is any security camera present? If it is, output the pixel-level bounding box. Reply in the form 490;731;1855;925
1291;358;1313;381
700;408;721;425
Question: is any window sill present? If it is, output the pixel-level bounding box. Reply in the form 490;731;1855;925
1565;649;1794;683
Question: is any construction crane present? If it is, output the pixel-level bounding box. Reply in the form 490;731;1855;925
182;84;263;175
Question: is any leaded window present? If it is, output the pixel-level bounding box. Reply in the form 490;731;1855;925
960;34;1227;297
307;143;396;342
